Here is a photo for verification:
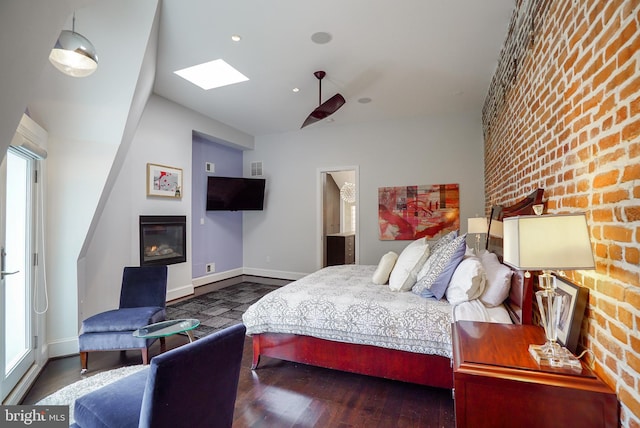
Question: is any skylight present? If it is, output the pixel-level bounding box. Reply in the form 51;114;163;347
174;59;249;90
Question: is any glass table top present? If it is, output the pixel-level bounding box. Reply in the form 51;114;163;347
133;318;200;339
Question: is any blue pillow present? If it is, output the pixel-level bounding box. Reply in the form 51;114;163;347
418;288;436;299
412;234;467;300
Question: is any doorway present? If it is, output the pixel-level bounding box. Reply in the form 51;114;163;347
1;148;37;402
318;167;358;268
1;115;47;403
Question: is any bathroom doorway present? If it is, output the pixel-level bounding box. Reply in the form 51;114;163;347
318;167;358;268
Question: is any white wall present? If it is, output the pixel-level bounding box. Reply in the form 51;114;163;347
32;0;162;358
77;0;161;333
44;136;119;351
243;111;485;276
0;0;93;158
80;94;254;321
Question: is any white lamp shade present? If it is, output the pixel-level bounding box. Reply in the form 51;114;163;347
503;213;595;270
467;217;488;234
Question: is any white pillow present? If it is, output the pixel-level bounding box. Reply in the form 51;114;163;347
372;252;398;285
446;257;487;305
388;238;430;291
464;245;475;258
479;251;512;307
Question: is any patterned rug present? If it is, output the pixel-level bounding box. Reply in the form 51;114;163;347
37;365;147;424
166;281;280;339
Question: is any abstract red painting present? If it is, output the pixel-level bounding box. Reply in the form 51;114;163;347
378;183;460;240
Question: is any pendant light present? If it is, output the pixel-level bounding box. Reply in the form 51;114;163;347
340;182;356;203
49;12;98;77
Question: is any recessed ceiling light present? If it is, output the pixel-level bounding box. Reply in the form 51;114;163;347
174;59;249;90
311;32;332;44
358;97;372;104
292;87;300;92
231;34;242;42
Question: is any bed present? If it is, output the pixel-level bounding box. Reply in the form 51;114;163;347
243;191;543;389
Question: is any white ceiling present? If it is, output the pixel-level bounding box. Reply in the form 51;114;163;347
153;0;515;137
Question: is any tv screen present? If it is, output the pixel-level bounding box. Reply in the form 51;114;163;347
206;176;266;211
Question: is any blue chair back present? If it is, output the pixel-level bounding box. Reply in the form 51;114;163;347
119;266;168;309
139;323;246;428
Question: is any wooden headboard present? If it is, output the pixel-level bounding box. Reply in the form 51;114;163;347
486;188;544;325
504;269;533;325
487;188;544;258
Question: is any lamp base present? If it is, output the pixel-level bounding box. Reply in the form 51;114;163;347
528;343;582;370
474;234;483;256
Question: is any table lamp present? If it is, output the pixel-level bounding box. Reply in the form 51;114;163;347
502;213;595;368
467;217;488;255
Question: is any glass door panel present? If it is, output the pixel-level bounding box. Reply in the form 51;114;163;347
1;148;35;401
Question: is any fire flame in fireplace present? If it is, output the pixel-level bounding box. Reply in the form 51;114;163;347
145;244;176;257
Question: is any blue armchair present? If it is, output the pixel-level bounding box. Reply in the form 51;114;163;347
78;266;168;372
71;323;246;428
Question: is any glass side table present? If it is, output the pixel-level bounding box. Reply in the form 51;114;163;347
133;319;200;352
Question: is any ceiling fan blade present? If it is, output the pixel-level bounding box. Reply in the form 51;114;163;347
301;93;346;129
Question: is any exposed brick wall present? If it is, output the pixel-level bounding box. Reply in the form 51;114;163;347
483;0;640;426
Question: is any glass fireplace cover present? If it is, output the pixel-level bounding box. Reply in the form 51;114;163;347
139;215;187;266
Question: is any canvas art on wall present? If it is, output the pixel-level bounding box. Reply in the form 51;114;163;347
147;163;183;198
378;183;459;240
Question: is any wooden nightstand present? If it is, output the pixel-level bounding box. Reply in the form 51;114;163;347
452;321;618;428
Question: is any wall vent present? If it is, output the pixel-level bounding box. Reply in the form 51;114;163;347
250;161;263;177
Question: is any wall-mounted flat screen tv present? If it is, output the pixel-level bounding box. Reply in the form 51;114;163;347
206;176;266;211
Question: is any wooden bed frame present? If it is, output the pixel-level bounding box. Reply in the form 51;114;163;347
250;191;543;389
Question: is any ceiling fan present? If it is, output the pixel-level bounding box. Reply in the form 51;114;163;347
301;71;346;129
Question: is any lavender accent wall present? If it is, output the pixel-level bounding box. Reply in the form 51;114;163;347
192;133;243;278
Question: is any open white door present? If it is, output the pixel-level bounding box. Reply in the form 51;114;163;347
1;115;47;403
0;148;36;402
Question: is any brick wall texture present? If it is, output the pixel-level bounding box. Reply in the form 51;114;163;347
483;0;640;426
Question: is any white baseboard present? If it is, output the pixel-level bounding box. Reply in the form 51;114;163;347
192;268;244;288
243;267;307;281
186;267;306;296
47;336;79;359
192;267;306;286
2;363;44;405
166;282;195;301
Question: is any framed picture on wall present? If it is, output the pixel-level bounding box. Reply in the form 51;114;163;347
377;183;459;241
555;275;589;354
147;163;183;198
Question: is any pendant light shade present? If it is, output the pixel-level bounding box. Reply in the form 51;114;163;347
49;14;98;78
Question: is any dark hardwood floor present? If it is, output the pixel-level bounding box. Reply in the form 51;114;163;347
22;333;455;427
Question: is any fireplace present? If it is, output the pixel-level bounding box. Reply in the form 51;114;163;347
139;215;187;266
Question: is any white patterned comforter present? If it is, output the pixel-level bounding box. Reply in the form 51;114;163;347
243;265;459;358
